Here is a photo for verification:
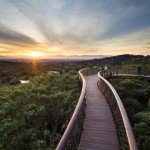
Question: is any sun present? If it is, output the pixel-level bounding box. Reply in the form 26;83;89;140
31;51;41;57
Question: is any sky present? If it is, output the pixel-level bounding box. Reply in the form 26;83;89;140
0;0;150;58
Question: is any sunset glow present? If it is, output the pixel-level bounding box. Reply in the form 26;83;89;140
31;51;42;57
0;0;150;58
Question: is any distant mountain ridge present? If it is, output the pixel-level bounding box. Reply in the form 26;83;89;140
0;55;7;59
0;55;111;62
0;54;149;63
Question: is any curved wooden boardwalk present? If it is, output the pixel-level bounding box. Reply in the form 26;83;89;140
79;75;120;150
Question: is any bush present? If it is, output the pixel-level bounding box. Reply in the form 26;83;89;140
134;112;150;125
119;79;141;89
109;78;150;150
142;136;150;150
122;98;143;123
9;78;20;85
123;98;143;113
0;72;79;149
134;123;150;150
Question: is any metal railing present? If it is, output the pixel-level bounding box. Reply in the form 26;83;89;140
98;70;138;150
57;67;148;150
56;69;86;150
56;67;99;150
101;69;150;78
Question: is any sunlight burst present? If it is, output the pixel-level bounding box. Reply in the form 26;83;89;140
31;51;41;57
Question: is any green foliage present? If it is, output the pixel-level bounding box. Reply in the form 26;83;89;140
119;79;141;88
29;140;47;150
0;72;79;149
134;123;150;150
110;78;150;150
9;78;20;85
0;54;149;149
122;98;143;123
134;112;150;150
123;98;143;113
134;112;150;125
111;78;150;103
142;136;150;150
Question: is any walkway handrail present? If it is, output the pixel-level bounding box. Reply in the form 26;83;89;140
56;69;86;150
104;68;150;78
98;71;138;150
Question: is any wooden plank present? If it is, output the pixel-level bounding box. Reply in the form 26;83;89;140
79;75;120;150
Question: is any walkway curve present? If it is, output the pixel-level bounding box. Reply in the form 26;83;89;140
79;75;120;150
56;68;150;150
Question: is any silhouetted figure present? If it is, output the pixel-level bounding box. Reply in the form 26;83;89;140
103;65;108;77
137;66;142;75
100;67;104;76
109;71;112;77
104;65;108;71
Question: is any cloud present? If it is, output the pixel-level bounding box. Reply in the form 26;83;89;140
49;0;67;10
0;24;38;47
0;0;150;56
7;0;150;42
6;0;100;52
143;47;150;48
0;49;12;54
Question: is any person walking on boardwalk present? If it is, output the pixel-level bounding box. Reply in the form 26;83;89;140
104;65;108;77
104;65;108;71
137;66;142;75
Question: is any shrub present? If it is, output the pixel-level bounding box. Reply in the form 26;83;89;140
109;78;150;150
119;79;141;89
134;123;150;150
134;112;150;125
9;78;20;85
123;98;143;113
122;98;143;123
0;72;79;149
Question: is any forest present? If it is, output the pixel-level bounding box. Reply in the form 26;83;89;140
0;54;149;149
109;78;150;150
0;71;80;149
